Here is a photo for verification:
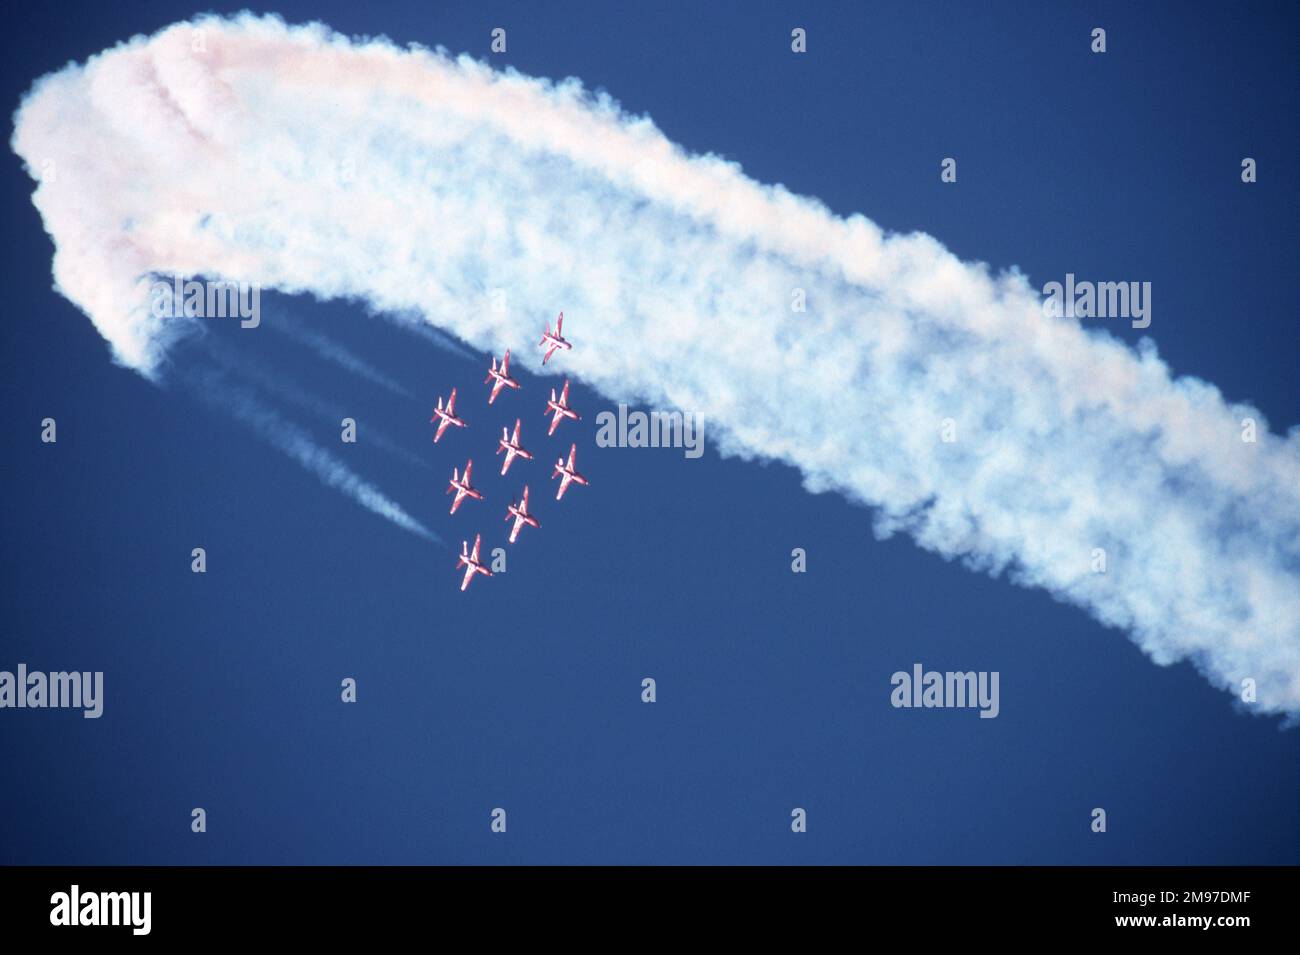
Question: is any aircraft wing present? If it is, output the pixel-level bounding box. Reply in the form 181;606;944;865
556;312;564;336
567;443;577;469
434;417;451;442
447;388;457;415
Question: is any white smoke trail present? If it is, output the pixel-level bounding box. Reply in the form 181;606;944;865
380;308;479;361
187;367;439;544
269;311;413;397
198;331;431;469
11;14;1300;716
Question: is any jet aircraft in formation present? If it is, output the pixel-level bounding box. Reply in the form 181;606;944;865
484;350;520;404
497;418;533;476
545;379;580;436
552;443;588;501
446;459;483;514
504;485;541;544
456;534;493;591
430;387;465;443
430;314;589;589
540;312;572;364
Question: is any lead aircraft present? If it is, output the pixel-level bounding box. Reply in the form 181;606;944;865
539;312;572;364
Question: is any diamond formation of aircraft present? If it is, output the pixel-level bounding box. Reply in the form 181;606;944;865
496;418;534;476
484;350;520;405
505;485;541;544
446;459;484;514
430;387;466;443
437;312;590;589
456;533;493;591
552;443;589;501
539;312;572;364
544;379;581;436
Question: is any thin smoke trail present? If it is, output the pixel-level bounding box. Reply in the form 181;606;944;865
187;367;441;545
11;14;1300;716
380;308;479;361
269;311;414;398
197;331;432;470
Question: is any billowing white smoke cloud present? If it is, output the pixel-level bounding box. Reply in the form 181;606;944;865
11;14;1300;716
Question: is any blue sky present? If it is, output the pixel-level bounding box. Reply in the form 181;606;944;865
2;1;1297;864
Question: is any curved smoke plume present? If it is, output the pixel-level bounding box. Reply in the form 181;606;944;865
11;14;1300;716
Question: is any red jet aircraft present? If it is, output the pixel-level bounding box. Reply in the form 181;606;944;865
505;485;540;544
552;443;589;501
484;350;520;404
456;533;492;591
497;418;534;476
539;312;572;364
430;387;466;443
544;379;580;436
446;459;483;514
